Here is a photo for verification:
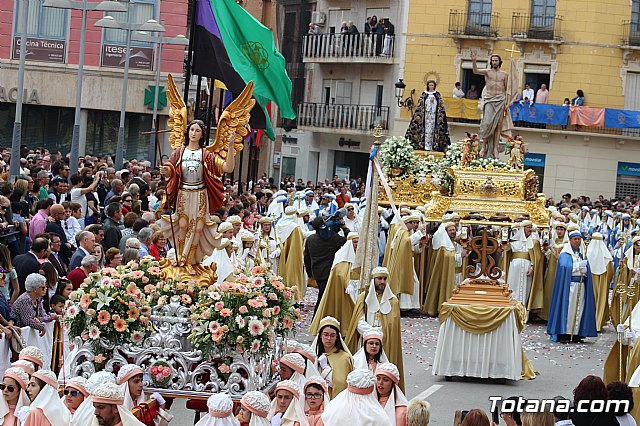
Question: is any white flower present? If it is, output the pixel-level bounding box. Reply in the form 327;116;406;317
94;290;114;310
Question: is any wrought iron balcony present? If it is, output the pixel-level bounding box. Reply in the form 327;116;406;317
302;33;395;62
448;10;499;37
511;13;563;41
622;21;640;46
297;102;390;133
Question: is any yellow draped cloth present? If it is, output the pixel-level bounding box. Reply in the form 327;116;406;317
384;228;416;297
593;263;614;332
442;98;482;120
422;247;457;316
438;302;538;380
310;262;357;336
279;227;305;301
540;240;563;321
611;262;640;327
346;293;405;391
603;340;640;422
325;347;354;399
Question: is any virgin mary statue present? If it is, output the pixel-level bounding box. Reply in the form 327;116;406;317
405;80;450;152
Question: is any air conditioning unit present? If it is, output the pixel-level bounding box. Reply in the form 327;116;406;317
311;11;326;26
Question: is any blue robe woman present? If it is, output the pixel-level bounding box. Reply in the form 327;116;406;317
547;240;597;342
405;81;450;152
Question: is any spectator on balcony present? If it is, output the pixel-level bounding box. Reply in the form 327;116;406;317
536;83;549;104
365;17;372;34
340;21;349;34
371;16;384;56
466;84;479;100
382;18;395;57
308;22;322;35
522;83;535;103
572;89;585;106
452;82;465;98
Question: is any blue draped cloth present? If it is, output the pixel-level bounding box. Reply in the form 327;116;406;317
510;103;570;125
604;108;640;129
547;251;597;341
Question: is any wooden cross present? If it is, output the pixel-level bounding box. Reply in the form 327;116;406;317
505;43;521;58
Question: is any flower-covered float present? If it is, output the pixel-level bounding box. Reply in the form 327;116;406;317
377;134;548;226
64;258;299;397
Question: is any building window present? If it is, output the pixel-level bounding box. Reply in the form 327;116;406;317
14;0;67;39
460;60;487;96
467;0;492;34
103;0;156;46
281;157;297;180
529;0;556;39
322;80;352;105
523;63;551;94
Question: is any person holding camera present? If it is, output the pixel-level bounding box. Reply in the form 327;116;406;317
70;171;102;229
304;215;350;315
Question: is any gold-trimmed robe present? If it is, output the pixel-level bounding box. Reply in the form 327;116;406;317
422;246;457;317
346;293;405;391
279;227;305;301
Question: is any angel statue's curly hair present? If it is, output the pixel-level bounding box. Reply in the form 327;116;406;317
184;120;207;147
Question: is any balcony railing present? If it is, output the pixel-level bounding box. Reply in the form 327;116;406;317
622;21;640;46
302;34;395;61
511;13;563;41
297;103;390;132
448;10;499;37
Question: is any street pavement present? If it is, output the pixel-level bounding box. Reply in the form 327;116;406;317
169;288;616;425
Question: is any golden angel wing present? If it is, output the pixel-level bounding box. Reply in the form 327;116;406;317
166;73;188;149
208;81;256;158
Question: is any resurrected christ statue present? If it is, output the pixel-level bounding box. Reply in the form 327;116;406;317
471;51;508;159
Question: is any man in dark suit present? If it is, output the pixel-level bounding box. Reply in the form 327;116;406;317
48;233;69;277
45;204;73;265
13;236;50;294
69;230;96;270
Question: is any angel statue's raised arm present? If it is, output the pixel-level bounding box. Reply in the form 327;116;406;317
157;76;255;272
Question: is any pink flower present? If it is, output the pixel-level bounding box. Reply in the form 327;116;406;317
248;319;264;336
273;306;281;315
209;321;220;333
66;305;78;318
272;281;284;290
283;291;291;299
130;262;139;270
236;335;245;344
148;266;161;275
248;299;263;309
218;364;231;374
150;366;159;375
126;283;140;297
80;294;91;309
283;316;293;329
268;292;278;301
141;276;149;284
201;310;211;319
235;315;246;328
251;266;264;275
181;294;193;305
238;306;248;314
132;331;144;343
250;339;261;352
253;277;265;287
144;284;155;293
113;279;122;288
215;301;224;311
155;373;164;382
237;274;248;283
86;308;96;316
263;308;272;318
94;354;106;363
220;308;232;317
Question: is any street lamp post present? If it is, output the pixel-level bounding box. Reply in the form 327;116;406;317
9;0;29;181
132;28;188;166
43;0;127;177
95;14;165;170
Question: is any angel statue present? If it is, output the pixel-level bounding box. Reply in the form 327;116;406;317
505;135;527;171
158;74;255;273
